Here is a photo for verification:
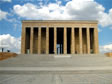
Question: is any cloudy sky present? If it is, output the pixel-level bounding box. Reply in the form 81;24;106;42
0;0;112;53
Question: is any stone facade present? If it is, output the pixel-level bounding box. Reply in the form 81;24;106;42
21;20;99;54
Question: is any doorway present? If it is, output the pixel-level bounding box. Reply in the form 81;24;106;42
57;28;64;54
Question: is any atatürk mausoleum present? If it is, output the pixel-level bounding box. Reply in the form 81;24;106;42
21;20;99;54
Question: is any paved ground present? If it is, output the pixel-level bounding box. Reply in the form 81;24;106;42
0;54;112;84
0;73;112;84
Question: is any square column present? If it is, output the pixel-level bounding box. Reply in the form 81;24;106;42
94;28;99;54
30;27;34;54
21;26;26;54
54;27;57;54
71;27;74;54
64;27;67;54
46;27;49;54
86;28;90;54
79;27;82;54
38;27;41;54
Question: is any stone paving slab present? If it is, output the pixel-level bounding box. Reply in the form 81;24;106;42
0;73;112;84
0;66;112;71
0;66;112;74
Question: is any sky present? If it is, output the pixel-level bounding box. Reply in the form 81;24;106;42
0;0;112;53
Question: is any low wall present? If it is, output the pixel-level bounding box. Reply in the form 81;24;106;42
0;52;17;61
105;52;112;57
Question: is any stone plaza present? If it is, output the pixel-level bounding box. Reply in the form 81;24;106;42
0;54;112;84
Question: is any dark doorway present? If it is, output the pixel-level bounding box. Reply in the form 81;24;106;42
57;28;63;54
75;28;79;54
67;28;71;54
41;28;46;54
82;28;87;54
90;28;94;54
49;28;54;54
33;28;38;54
25;27;31;54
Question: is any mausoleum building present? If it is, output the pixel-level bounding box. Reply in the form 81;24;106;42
21;20;99;54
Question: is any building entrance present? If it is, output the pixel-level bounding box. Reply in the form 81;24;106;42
57;44;63;54
57;28;64;54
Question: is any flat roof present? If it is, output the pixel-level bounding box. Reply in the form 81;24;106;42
22;20;98;23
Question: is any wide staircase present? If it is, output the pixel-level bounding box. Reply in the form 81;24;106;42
0;54;112;73
0;54;112;84
0;54;109;67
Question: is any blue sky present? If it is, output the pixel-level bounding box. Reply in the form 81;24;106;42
0;0;112;53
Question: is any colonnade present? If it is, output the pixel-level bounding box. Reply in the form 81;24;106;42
21;26;99;54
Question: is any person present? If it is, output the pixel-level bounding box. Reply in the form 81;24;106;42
2;48;4;52
7;50;10;52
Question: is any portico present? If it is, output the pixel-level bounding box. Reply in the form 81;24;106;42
21;20;99;54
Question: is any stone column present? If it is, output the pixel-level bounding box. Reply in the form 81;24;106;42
54;27;57;54
86;28;90;54
30;27;34;54
21;25;26;54
38;27;41;54
94;28;99;54
46;27;49;54
71;27;74;54
79;27;82;54
64;27;67;54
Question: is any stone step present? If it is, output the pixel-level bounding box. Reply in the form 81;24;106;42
0;66;112;74
18;54;106;57
0;54;111;67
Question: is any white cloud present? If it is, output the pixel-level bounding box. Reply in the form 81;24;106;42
13;3;69;20
100;43;112;53
99;9;112;27
0;9;8;21
0;34;21;53
13;0;112;27
0;0;11;2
